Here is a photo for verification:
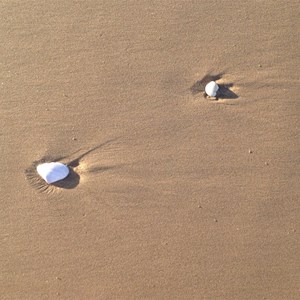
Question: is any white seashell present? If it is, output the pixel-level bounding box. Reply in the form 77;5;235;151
205;81;219;97
36;162;69;184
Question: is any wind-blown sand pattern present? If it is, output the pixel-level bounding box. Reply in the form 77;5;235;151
0;1;299;299
25;140;120;194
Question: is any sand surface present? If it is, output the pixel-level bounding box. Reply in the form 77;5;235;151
1;1;299;299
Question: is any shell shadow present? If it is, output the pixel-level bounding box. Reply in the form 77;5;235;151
190;72;238;99
218;83;239;99
51;167;80;189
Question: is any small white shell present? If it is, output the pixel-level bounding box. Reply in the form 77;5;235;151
205;81;219;97
36;162;69;184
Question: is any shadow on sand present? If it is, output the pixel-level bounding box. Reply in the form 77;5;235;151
51;167;80;189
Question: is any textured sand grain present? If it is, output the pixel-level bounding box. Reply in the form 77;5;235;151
0;1;299;299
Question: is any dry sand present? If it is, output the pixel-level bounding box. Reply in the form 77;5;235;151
0;1;299;299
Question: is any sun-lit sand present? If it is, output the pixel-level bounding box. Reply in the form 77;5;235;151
0;1;299;299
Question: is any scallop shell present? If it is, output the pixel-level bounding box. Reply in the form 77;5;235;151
205;81;219;97
36;162;69;184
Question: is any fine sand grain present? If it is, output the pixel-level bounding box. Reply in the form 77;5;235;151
1;1;299;299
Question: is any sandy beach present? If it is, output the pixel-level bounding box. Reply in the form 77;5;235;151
1;1;299;299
